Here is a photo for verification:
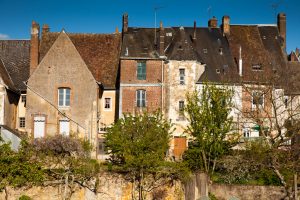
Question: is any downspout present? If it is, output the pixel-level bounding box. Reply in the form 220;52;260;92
96;81;102;160
161;60;164;112
239;45;243;77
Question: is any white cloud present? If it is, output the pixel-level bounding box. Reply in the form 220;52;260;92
0;33;9;39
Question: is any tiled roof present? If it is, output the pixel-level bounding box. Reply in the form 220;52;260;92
122;24;287;85
40;32;122;89
121;27;174;59
227;25;284;84
0;40;30;92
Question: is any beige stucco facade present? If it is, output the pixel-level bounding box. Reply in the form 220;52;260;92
25;31;98;152
164;60;204;158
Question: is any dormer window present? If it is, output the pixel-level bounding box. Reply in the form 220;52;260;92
252;64;262;71
58;88;70;107
203;49;208;54
219;48;223;55
216;69;221;74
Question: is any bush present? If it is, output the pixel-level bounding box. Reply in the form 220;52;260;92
19;195;32;200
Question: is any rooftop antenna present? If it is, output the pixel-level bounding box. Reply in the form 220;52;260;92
271;0;284;22
207;6;212;19
154;6;165;45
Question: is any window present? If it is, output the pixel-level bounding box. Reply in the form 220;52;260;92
203;49;208;54
136;90;146;107
216;69;221;74
284;96;288;108
104;98;111;110
19;117;25;128
21;95;26;103
58;88;70;107
137;61;146;80
252;64;262;71
179;100;185;118
252;91;264;110
179;69;185;85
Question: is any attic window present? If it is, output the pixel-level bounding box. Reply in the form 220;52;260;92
125;47;129;56
252;64;262;71
223;65;228;73
166;32;172;37
262;36;266;40
219;48;223;55
216;69;221;74
203;49;208;54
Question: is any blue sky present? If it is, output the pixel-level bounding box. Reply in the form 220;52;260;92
0;0;299;52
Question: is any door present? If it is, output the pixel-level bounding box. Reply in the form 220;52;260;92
59;119;70;136
173;136;187;160
34;116;45;138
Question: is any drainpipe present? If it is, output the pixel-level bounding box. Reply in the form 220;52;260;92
161;60;164;112
239;45;243;77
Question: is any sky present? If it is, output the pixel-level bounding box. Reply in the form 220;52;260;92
0;0;299;52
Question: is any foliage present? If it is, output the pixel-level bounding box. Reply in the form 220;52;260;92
0;137;44;191
105;111;173;199
183;83;239;175
19;195;32;200
30;135;100;196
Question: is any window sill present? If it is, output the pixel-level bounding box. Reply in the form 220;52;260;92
58;106;70;110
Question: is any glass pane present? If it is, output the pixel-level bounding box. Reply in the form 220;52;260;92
59;89;64;106
65;89;70;106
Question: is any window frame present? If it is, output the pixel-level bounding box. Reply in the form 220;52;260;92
137;61;146;80
58;88;71;107
104;97;112;110
136;90;146;108
179;68;185;85
21;95;26;103
19;117;25;128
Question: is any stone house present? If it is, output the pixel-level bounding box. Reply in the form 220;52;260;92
0;40;29;133
25;22;121;158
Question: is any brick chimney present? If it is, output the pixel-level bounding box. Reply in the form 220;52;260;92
222;16;230;35
208;16;218;28
122;13;128;33
30;21;40;75
277;13;286;51
193;21;197;40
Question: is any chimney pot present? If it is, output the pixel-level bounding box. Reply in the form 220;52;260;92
277;13;286;52
222;16;230;35
122;13;128;33
30;21;40;75
208;16;218;28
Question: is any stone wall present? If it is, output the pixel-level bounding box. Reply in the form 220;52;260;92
0;173;184;200
209;183;286;200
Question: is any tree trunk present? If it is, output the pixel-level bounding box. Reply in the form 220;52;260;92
138;170;144;200
4;186;8;200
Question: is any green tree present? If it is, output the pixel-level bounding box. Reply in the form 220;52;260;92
183;83;239;175
105;111;172;200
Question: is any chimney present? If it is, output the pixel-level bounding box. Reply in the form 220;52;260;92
159;21;165;57
222;16;230;35
239;45;243;76
208;16;218;28
193;21;197;40
30;21;40;75
122;13;128;33
42;24;49;36
277;13;286;51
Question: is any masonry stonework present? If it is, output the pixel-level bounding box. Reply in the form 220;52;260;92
26;31;98;140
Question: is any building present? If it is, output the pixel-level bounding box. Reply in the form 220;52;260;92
25;22;121;158
0;40;29;133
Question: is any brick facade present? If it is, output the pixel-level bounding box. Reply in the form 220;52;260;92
120;60;162;83
119;59;163;115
